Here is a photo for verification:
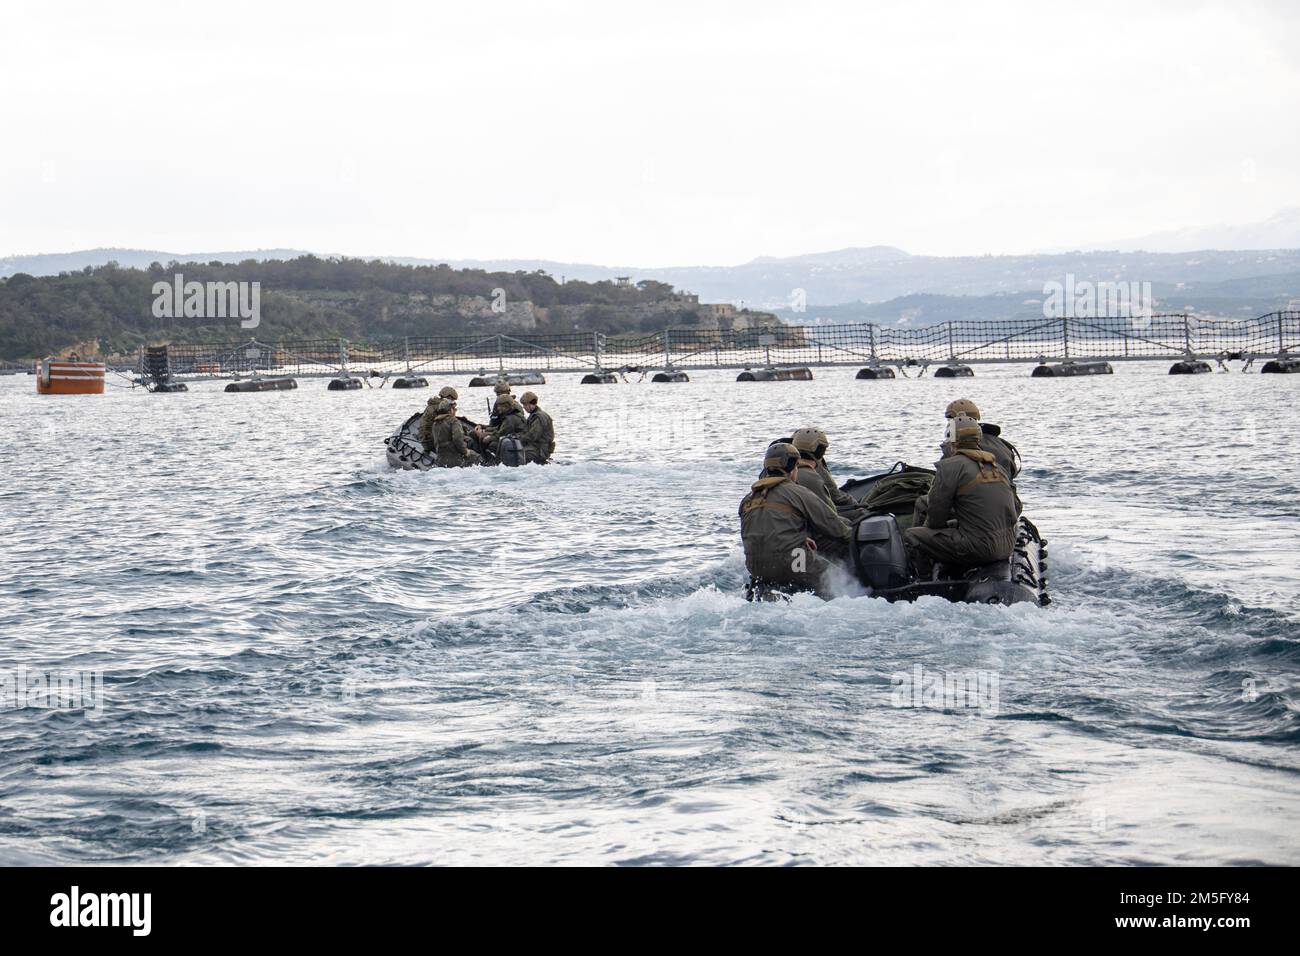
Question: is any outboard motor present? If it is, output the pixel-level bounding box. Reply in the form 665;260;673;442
498;436;527;467
851;515;911;593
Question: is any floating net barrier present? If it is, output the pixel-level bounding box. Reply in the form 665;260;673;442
136;311;1300;379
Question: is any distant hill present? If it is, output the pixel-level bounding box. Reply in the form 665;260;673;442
6;228;1300;310
0;256;780;362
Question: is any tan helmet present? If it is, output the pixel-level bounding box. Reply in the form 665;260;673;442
439;386;459;400
948;413;982;447
763;442;800;475
493;382;513;395
520;391;538;405
945;398;980;420
791;427;829;456
494;394;514;411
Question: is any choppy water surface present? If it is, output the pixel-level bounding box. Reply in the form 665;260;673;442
0;364;1297;865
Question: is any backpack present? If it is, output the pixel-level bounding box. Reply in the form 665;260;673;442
859;462;935;531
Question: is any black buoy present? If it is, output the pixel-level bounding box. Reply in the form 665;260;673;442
855;366;896;379
651;370;690;383
1169;359;1212;375
225;377;298;392
581;371;619;384
1261;357;1300;374
736;367;814;382
934;364;974;378
469;371;547;387
1031;360;1113;377
327;376;363;390
392;376;428;388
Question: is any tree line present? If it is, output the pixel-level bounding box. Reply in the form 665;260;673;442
0;256;705;360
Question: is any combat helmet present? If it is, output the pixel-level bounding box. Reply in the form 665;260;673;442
947;413;982;448
494;394;515;411
791;427;829;458
520;391;538;405
763;442;800;476
493;382;513;395
945;398;980;420
439;386;459;401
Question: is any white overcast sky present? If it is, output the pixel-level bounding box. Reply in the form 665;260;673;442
2;0;1297;264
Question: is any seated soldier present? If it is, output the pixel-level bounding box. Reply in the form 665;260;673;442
418;397;440;452
904;415;1018;579
786;435;836;507
489;382;513;428
519;391;554;463
945;398;1021;506
791;427;867;522
430;399;482;467
739;442;851;598
485;394;526;454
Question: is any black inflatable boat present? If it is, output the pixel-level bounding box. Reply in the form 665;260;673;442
384;413;527;469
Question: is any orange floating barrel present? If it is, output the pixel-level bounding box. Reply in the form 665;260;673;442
36;359;106;395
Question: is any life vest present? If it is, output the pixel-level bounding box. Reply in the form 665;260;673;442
953;447;1009;493
742;475;800;517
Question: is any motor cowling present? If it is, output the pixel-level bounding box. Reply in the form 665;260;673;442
852;515;910;593
498;436;527;467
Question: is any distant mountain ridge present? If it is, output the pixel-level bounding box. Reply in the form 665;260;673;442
0;247;313;277
6;212;1300;308
1078;206;1300;254
776;269;1300;327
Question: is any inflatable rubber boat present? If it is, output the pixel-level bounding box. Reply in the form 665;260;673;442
838;462;1048;606
384;413;527;469
746;460;1048;606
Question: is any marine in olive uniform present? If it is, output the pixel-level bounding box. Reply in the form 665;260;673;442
739;442;852;598
488;382;523;428
485;394;527;454
430;400;482;467
903;415;1018;579
788;435;836;506
519;391;554;463
791;427;866;521
944;399;1021;497
418;397;441;451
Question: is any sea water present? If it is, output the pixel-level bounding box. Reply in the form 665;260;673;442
0;363;1296;864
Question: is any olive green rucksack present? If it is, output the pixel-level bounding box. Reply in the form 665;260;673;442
860;462;935;531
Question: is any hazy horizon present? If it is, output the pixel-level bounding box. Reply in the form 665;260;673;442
4;0;1298;265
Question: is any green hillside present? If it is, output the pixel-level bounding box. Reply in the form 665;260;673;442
0;256;709;361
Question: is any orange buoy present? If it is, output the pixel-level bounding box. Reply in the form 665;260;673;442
36;359;106;395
